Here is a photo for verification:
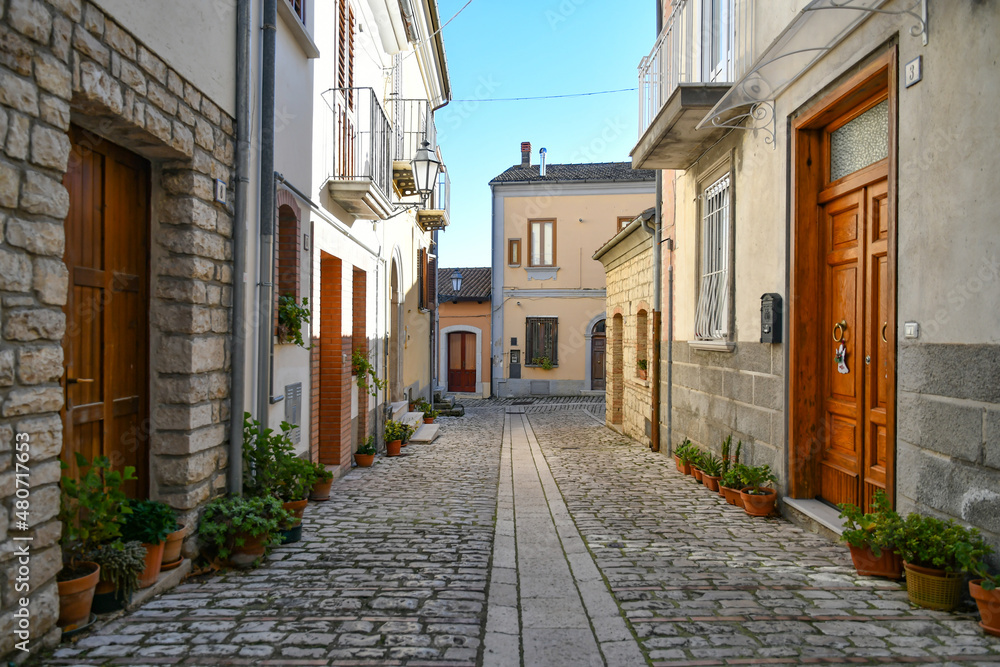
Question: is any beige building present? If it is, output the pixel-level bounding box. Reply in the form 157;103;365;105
490;145;655;397
630;0;1000;550
437;266;491;397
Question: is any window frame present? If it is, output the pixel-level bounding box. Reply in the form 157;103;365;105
508;238;521;267
617;216;634;233
528;218;556;267
525;317;558;367
290;0;306;23
693;163;735;343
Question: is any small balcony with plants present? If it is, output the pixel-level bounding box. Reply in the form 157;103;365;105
417;165;450;233
390;98;437;198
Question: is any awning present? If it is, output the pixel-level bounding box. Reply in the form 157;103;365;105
697;0;926;133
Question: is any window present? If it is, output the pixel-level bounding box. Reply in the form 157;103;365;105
290;0;306;23
694;173;731;340
526;317;558;366
617;216;634;233
417;247;429;310
529;219;555;267
338;0;355;106
508;239;521;267
636;309;648;374
703;0;734;82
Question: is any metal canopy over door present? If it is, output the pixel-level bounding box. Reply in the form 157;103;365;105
817;95;892;509
448;332;476;393
62;127;150;498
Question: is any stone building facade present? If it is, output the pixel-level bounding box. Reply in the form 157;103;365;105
594;217;654;447
0;0;235;655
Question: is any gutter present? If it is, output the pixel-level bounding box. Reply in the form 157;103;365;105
592;209;654;262
650;0;664;454
228;0;251;494
256;0;277;422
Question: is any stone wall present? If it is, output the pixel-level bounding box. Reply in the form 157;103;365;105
896;343;1000;557
0;0;235;658
669;342;783;473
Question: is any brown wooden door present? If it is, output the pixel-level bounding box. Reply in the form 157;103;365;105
818;167;890;509
591;335;606;390
63;127;150;497
448;332;476;393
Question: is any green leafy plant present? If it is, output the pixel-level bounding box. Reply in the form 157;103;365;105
680;446;701;467
385;420;409;442
837;490;902;558
357;435;377;456
242;413;294;497
274;455;317;502
972;563;998;591
637;359;648;371
700;454;723;477
721;435;739;475
720;467;743;489
892;513;992;573
401;423;416;443
531;356;554;370
352;349;387;397
87;540;146;601
673;439;693;459
198;495;290;562
312;461;334;482
737;464;777;493
122;499;178;546
277;295;312;348
59;454;136;572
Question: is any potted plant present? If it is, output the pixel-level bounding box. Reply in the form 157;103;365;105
738;464;778;516
352;349;387;398
673;439;692;474
679;445;699;478
719;468;744;507
161;522;186;570
401;423;417;447
637;358;648;380
893;513;991;611
718;438;741;498
57;454;135;630
121;499;178;588
688;450;704;482
699;454;723;492
837;490;904;579
198;495;291;568
531;356;554;370
274;455;316;544
356;435;376;467
88;540;146;614
384;420;407;456
970;565;999;637
422;407;440;424
276;295;312;348
310;463;334;499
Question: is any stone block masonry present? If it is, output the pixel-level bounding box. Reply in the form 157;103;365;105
0;1;235;659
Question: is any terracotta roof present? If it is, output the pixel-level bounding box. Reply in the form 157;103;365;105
490;161;656;185
438;267;491;302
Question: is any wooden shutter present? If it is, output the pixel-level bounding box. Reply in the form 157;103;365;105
427;253;436;310
417;248;427;310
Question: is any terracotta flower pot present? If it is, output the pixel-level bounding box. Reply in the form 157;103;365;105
57;562;100;630
282;498;308;528
387;440;402;456
970;579;1000;637
423;417;435;424
848;544;903;579
637;368;647;380
740;487;776;516
904;562;964;611
161;524;186;565
673;455;683;473
310;478;333;501
721;485;742;506
138;541;165;588
228;531;269;568
692;467;703;482
702;474;721;493
355;453;374;467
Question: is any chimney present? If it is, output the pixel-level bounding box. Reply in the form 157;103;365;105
521;141;531;168
539;147;547;177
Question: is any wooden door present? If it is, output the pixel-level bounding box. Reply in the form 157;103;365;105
818;168;889;508
448;332;476;393
591;335;606;390
63;127;150;497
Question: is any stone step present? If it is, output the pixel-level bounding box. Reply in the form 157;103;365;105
408;423;439;443
400;411;424;429
391;401;408;422
439;406;464;417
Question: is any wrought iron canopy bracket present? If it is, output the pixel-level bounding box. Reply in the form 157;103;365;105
804;0;927;46
709;101;776;149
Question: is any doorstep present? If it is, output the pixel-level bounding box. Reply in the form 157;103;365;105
408;423;439;443
782;497;846;542
126;558;192;611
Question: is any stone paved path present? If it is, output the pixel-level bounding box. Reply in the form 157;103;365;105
39;404;1000;666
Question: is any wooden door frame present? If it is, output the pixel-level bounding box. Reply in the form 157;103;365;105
788;48;898;504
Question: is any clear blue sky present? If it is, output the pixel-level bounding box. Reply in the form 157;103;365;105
434;0;654;268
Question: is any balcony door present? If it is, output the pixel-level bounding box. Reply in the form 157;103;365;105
704;0;735;82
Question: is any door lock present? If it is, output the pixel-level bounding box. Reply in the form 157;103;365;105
865;355;871;365
67;378;94;384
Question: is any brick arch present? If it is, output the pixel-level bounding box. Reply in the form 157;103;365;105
275;190;302;302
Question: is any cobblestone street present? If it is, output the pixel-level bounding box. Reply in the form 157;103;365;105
43;402;1000;666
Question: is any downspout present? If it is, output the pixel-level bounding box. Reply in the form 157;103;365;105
256;0;277;423
229;0;251;495
649;0;664;453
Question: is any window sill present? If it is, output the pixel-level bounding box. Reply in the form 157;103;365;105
525;266;559;281
689;339;735;353
278;0;320;59
525;365;558;369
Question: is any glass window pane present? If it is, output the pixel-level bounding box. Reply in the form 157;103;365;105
543;222;553;265
531;223;541;265
830;99;889;181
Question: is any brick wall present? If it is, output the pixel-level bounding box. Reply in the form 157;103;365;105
318;253;351;470
352;267;367;443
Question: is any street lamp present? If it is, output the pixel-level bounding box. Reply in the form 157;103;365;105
411;140;442;200
451;269;463;293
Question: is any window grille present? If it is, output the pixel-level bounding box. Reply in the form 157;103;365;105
694;174;731;339
526;317;558;365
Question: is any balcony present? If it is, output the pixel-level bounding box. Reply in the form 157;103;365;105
631;0;755;170
390;98;437;197
417;166;450;232
321;87;393;220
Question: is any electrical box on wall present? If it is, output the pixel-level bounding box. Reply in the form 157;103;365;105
509;350;521;379
760;293;782;344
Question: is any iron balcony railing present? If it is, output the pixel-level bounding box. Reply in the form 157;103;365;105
321;87;393;202
638;0;755;137
390;98;437;163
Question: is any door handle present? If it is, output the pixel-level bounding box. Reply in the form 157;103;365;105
881;322;888;343
833;320;847;342
67;378;94;384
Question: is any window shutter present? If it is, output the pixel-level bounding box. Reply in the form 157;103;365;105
427;253;436;310
417;248;425;310
337;0;347;90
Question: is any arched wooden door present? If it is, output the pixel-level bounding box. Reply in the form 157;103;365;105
448;332;476;393
591;319;606;390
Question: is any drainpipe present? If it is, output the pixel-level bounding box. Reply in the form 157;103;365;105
648;0;664;453
256;0;277;423
228;0;251;495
